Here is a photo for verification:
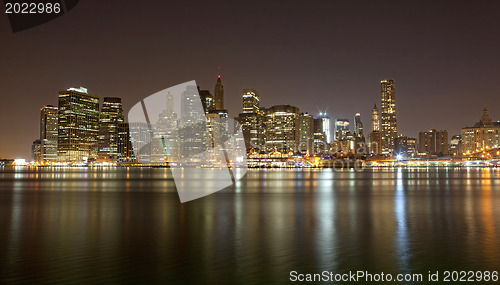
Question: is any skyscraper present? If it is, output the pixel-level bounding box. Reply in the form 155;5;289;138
40;105;58;163
418;129;449;156
461;107;500;154
31;139;41;163
198;88;214;114
354;113;363;136
242;88;259;114
313;118;327;155
118;123;135;162
237;88;263;151
334;119;349;141
371;104;380;132
57;87;100;162
214;74;224;110
264;105;300;152
316;112;331;143
299;113;314;154
98;97;124;162
380;79;397;155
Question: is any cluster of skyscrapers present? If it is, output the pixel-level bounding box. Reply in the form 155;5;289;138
31;76;500;164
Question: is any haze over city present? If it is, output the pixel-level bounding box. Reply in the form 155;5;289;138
1;0;500;159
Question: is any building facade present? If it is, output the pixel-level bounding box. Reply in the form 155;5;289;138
461;107;500;154
299;113;314;155
316;112;331;143
264;105;300;152
380;79;397;155
57;87;100;162
334;118;349;141
40;105;58;163
98;97;124;162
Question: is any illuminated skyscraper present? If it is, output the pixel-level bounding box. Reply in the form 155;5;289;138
264;105;300;152
313;118;327;155
380;79;397;155
334;119;349;141
98;97;124;162
354;113;363;136
371;104;380;132
57;87;100;162
31;139;41;163
316;112;331;143
198;88;214;114
237;88;263;151
242;88;259;114
299;113;314;154
214;74;224;110
40;105;58;162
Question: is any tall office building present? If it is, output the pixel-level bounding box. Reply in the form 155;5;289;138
40;105;58;163
242;88;259;114
371;104;380;132
334;119;349;141
299;113;314;154
313;118;327;155
396;135;417;157
214;74;224;110
316;112;331;143
449;135;462;156
57;87;100;162
98;97;124;162
237;88;263;151
354;113;363;136
461;107;500;154
380;79;397;155
118;123;135;162
264;105;300;152
153;92;179;161
198;88;214;114
31;139;41;163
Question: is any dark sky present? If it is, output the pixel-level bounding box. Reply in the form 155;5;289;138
1;0;500;159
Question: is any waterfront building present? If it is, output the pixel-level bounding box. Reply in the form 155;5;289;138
380;79;397;155
31;139;41;163
395;135;417;157
263;105;300;152
117;123;135;162
299;113;314;155
57;87;100;162
418;129;449;156
98;97;124;162
313;118;327;155
316;112;331;143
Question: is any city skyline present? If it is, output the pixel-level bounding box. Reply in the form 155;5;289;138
2;1;500;158
21;75;500;164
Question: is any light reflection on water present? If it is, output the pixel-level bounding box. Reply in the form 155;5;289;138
0;167;499;284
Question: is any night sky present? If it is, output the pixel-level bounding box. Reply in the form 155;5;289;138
1;0;500;159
